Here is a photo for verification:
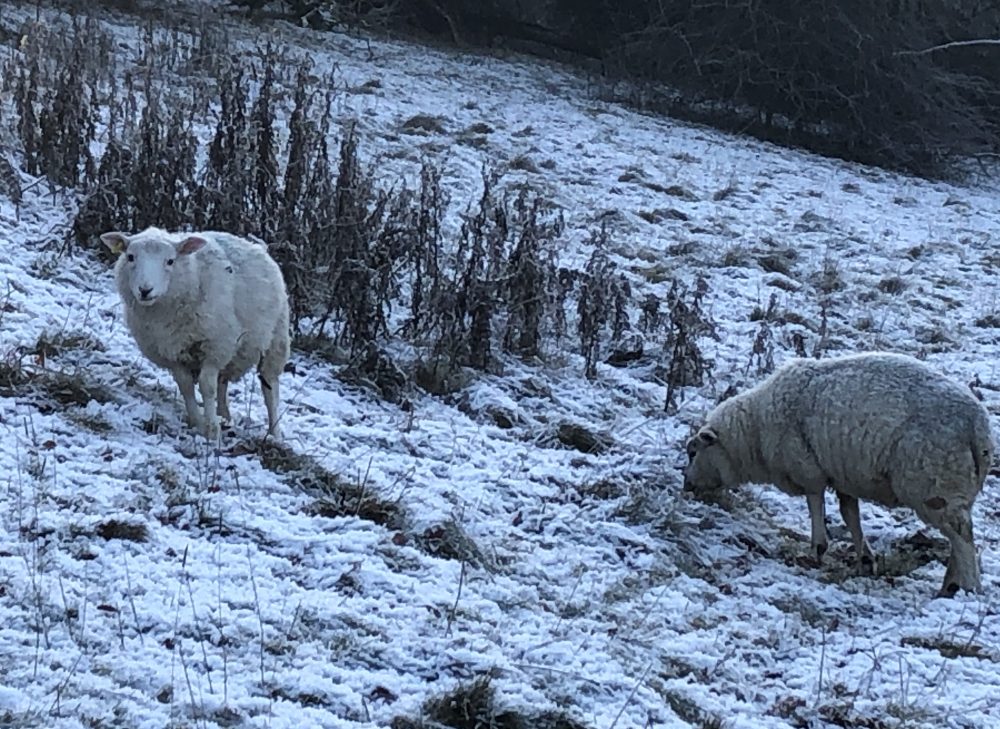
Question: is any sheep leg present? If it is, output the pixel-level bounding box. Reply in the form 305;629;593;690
259;371;281;440
258;345;285;440
934;512;981;597
216;375;231;421
911;495;982;597
806;492;828;562
170;367;203;430
197;367;222;440
837;493;876;575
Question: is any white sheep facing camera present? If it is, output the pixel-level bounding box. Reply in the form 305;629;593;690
103;227;291;441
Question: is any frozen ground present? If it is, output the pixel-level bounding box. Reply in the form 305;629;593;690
0;2;999;728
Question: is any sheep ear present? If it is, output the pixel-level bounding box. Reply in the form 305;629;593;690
177;236;207;256
100;232;129;255
696;427;718;446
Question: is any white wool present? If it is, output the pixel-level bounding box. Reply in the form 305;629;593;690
103;227;290;440
684;352;994;597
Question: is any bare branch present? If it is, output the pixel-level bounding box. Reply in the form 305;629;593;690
895;38;1000;56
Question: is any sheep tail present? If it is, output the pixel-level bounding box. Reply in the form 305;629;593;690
971;418;994;484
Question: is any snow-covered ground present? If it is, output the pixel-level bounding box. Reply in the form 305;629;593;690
1;3;999;728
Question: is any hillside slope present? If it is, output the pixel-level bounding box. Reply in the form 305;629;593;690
0;3;999;728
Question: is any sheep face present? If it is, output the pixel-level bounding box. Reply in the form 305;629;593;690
682;427;732;492
102;231;206;307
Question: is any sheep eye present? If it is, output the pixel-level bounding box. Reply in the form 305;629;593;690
126;253;135;262
166;258;175;266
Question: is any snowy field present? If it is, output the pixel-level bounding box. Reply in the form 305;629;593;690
0;2;999;728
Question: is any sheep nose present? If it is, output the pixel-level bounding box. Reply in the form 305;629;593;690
139;286;153;299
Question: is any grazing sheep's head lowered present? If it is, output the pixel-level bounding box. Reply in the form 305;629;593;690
683;426;731;492
675;352;993;597
101;230;206;306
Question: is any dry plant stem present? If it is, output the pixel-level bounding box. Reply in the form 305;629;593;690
445;560;467;637
247;546;267;689
124;555;145;646
609;661;654;729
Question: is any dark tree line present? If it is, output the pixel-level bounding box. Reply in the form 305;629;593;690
228;0;1000;177
556;0;1000;177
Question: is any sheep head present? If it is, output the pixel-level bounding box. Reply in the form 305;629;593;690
682;426;732;492
102;229;206;306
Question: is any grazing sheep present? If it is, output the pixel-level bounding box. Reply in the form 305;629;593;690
102;227;290;440
683;352;993;597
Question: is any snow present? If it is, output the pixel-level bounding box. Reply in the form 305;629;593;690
1;2;999;728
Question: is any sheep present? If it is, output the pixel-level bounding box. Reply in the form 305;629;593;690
682;352;993;597
102;227;291;440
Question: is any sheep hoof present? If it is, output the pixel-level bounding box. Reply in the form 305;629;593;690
936;582;961;599
813;543;828;563
858;554;877;577
937;577;982;598
940;560;982;597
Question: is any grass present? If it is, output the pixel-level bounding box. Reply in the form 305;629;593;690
413;519;490;568
0;347;114;410
712;182;738;201
645;183;699;201
877;275;907;295
413;358;471;396
392;674;592;729
65;409;114;433
93;519;150;542
509;153;540;173
32;330;106;360
0;349;32;396
293;333;349;365
34;371;115;411
899;635;993;660
573;478;627;502
721;245;750;268
339;344;410;404
635;261;674;284
660;688;725;729
813;256;844;293
552;422;613;454
401;113;448;134
256;441;407;530
0;2;996;726
756;249;797;276
637;207;690;224
820;703;903;729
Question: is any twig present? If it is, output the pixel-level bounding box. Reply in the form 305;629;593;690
246;546;267;689
511;663;603;687
895;38;1000;56
216;545;229;705
184;566;215;695
116;605;126;650
46;653;84;718
124;555;144;646
354;454;374;516
815;623;827;704
445;561;467;637
178;638;207;729
609;661;653;729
